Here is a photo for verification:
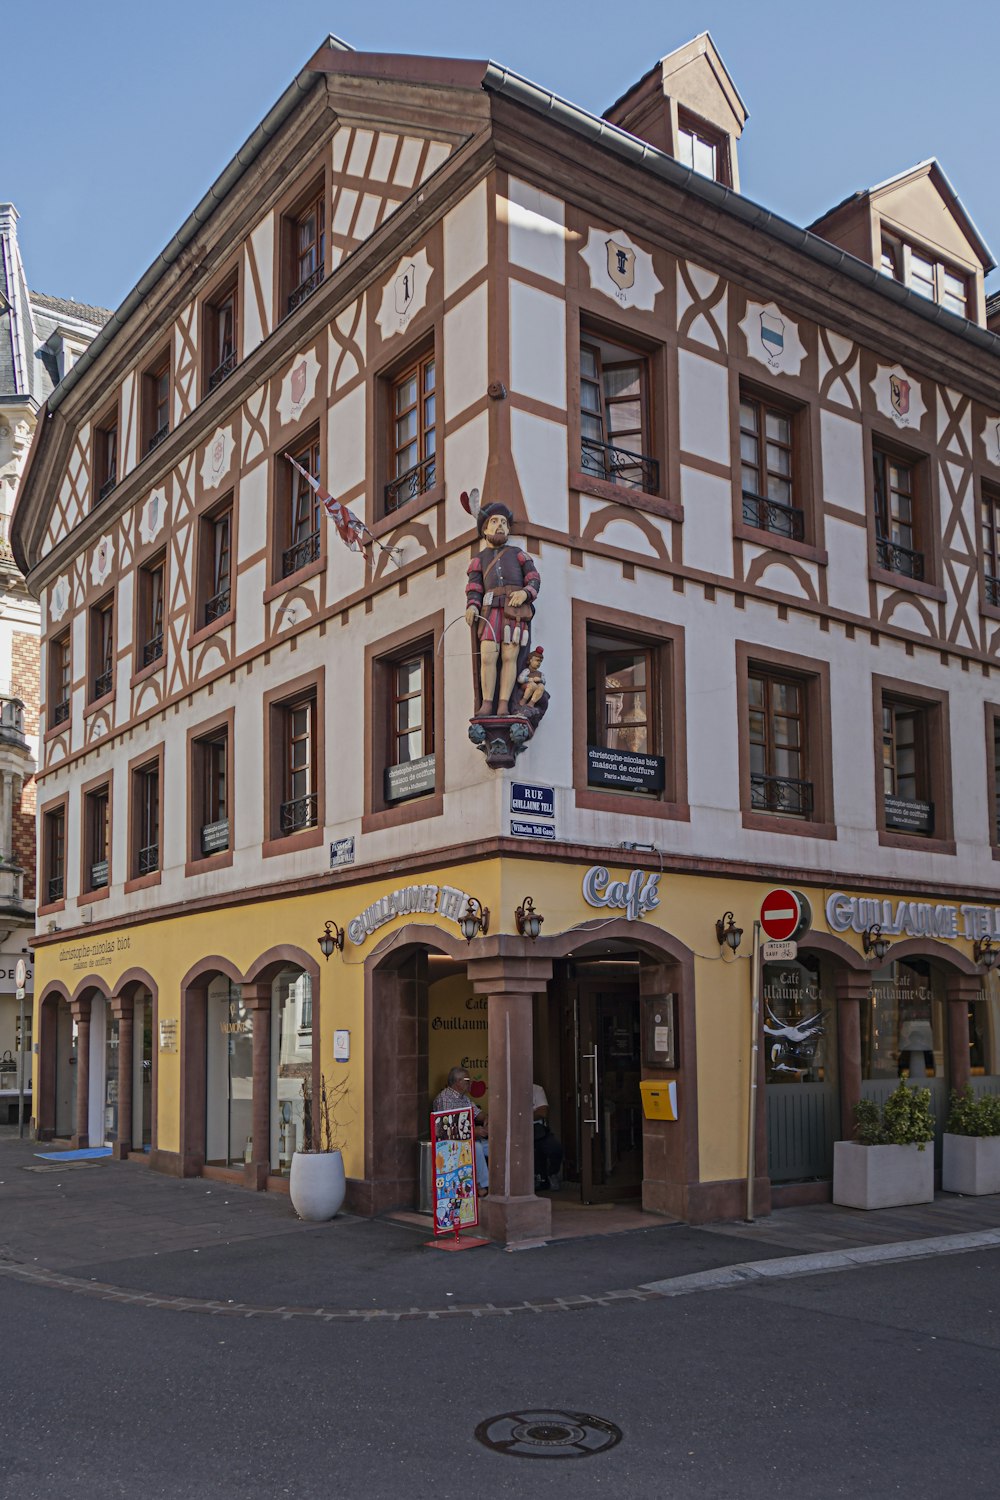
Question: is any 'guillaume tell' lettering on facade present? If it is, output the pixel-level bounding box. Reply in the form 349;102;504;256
827;892;1000;941
347;884;475;945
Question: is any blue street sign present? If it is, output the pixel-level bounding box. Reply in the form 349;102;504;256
510;819;556;841
330;836;355;869
510;782;555;818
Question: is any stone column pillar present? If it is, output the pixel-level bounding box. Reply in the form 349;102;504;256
468;948;553;1245
110;995;134;1160
834;969;870;1141
241;983;272;1191
946;973;982;1097
70;996;93;1149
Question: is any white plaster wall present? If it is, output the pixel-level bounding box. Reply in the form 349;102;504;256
243;213;274;358
444;284;488;423
680;466;733;577
505;178;566;285
678;350;730;466
443;180;487;298
511;409;568;535
509;282;566;410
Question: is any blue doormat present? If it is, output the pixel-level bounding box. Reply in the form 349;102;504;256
34;1148;112;1162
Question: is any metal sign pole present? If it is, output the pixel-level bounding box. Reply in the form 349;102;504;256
16;985;26;1139
746;921;761;1223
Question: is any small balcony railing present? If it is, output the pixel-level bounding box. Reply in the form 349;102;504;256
205;587;231;624
137;843;159;876
742;491;805;542
282;530;320;578
287;265;325;314
208;350;238;392
201;819;230;856
751;774;814;818
52;699;70;726
47;874;64;904
876;536;924;580
280;794;317;834
580;437;659;494
90;860;109;890
147;423;169;454
385;454;436;513
99;471;117;501
93;668;113;699
986;574;1000;608
142;633;163;667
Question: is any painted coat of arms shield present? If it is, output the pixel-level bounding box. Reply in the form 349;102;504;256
759;311;785;360
290;360;307;408
606;239;635;291
890;374;910;416
395;263;416;316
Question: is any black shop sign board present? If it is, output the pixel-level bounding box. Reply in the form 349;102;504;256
587;746;665;793
385;754;436;804
885;796;933;835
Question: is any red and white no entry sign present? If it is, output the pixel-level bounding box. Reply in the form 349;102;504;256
760;888;806;942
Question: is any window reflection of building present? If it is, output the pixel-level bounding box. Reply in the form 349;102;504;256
273;966;313;1173
970;970;1000;1079
206;977;251;1167
763;958;833;1085
863;960;944;1079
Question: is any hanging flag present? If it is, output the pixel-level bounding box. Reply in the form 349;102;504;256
284;453;369;553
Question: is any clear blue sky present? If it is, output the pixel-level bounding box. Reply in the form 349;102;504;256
7;0;999;311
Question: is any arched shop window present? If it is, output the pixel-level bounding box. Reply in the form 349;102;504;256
970;972;1000;1086
863;960;944;1080
206;977;252;1167
763;955;837;1086
272;966;313;1172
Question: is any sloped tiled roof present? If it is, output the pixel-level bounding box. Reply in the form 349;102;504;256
30;291;112;326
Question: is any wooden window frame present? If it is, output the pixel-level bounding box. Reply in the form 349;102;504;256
985;704;1000;861
279;174;327;318
39;795;68;915
384;348;437;517
270;428;324;587
371;335;442;525
79;770;112;905
879;231;971;318
263;669;325;857
48;628;71;734
92;402;119;507
88;593;115;707
126;744;165;892
570;315;672;513
979;477;1000;620
736;383;808;542
675;109;732;187
866;431;943;598
141;347;172;456
363;613;445;833
871;676;954;855
190;493;235;643
133;553;166;682
186;707;235;876
735;642;835;838
572;600;688;823
202;268;240;395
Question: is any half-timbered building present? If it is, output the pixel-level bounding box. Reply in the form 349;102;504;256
12;34;1000;1240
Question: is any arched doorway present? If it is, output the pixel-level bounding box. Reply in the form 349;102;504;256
179;957;244;1177
36;983;73;1140
244;946;321;1180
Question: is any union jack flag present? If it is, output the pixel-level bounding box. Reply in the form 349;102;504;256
284;453;369;553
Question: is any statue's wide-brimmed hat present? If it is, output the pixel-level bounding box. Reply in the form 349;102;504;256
477;501;514;536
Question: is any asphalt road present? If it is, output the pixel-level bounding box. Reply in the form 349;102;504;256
3;1246;999;1498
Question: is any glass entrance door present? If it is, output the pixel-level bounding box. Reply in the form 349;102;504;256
578;985;643;1203
206;980;253;1166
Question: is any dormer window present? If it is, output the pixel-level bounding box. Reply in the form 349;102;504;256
676;112;731;186
879;235;970;318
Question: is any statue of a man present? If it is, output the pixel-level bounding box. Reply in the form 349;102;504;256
465;503;540;717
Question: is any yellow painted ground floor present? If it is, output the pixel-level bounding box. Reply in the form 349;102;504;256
29;857;1000;1241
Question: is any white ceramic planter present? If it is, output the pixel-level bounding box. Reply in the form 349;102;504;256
941;1133;1000;1196
289;1150;346;1221
832;1141;934;1210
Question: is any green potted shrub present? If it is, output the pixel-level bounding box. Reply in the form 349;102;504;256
832;1077;935;1209
942;1086;1000;1196
289;1074;350;1222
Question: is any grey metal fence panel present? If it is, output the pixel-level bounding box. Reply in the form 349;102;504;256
766;1084;838;1182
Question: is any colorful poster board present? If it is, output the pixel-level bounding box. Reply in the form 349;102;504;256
430;1106;479;1236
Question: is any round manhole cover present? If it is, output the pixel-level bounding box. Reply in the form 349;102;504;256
474;1409;622;1460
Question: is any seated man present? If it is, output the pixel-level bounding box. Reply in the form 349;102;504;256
432;1066;489;1194
533;1083;563;1190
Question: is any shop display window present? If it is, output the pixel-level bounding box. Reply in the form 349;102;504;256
763;957;835;1086
272;966;313;1172
862;959;944;1080
206;978;252;1167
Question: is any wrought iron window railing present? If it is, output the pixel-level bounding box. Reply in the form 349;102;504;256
385;454;436;513
99;472;117;501
147;423;169;454
47;874;64;904
93;668;113;699
282;530;321;578
142;633;163;667
986;574;1000;608
751;774;814;818
742;491;805;542
287;265;325;314
205;587;231;624
280;793;317;834
137;843;159;876
876;535;924;580
208;350;238;391
52;699;70;726
90;861;109;890
580;437;659;494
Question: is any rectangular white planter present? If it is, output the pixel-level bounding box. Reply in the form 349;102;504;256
832;1141;934;1210
941;1133;1000;1196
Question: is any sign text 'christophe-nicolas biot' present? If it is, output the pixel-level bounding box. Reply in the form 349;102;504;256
347;884;475;945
